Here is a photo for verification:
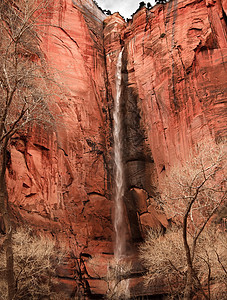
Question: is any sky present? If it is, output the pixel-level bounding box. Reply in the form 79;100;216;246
96;0;156;19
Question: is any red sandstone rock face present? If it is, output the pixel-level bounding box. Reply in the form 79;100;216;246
39;0;112;254
104;0;227;272
5;0;227;297
6;0;112;293
104;0;227;177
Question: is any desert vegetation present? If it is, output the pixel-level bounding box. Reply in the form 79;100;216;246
0;227;65;300
0;1;58;299
0;1;226;300
140;142;227;299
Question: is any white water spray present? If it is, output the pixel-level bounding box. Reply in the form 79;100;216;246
112;48;130;299
113;48;126;260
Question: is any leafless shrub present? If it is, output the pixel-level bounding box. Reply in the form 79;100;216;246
140;227;227;299
140;142;226;299
0;2;62;299
106;258;131;300
140;229;186;298
195;227;227;299
0;227;65;300
162;142;226;223
0;0;57;144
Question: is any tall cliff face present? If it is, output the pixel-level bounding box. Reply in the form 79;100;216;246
5;0;227;297
104;0;227;245
7;0;112;267
105;0;227;174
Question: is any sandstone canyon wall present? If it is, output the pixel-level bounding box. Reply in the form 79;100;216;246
5;0;227;297
104;0;227;246
7;0;112;296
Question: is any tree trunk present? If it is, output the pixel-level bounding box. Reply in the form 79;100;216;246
184;265;193;300
183;200;194;300
0;143;15;300
0;187;15;300
6;230;15;300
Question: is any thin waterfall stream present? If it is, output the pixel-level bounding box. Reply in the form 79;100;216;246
113;48;126;261
112;48;130;299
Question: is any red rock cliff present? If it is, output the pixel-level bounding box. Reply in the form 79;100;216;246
5;0;227;297
104;0;227;245
6;0;112;295
105;0;227;174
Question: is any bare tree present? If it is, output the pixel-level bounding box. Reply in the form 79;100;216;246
140;227;227;299
0;227;65;299
140;142;226;299
0;1;55;299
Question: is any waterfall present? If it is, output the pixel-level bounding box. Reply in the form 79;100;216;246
111;48;130;299
113;48;126;260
